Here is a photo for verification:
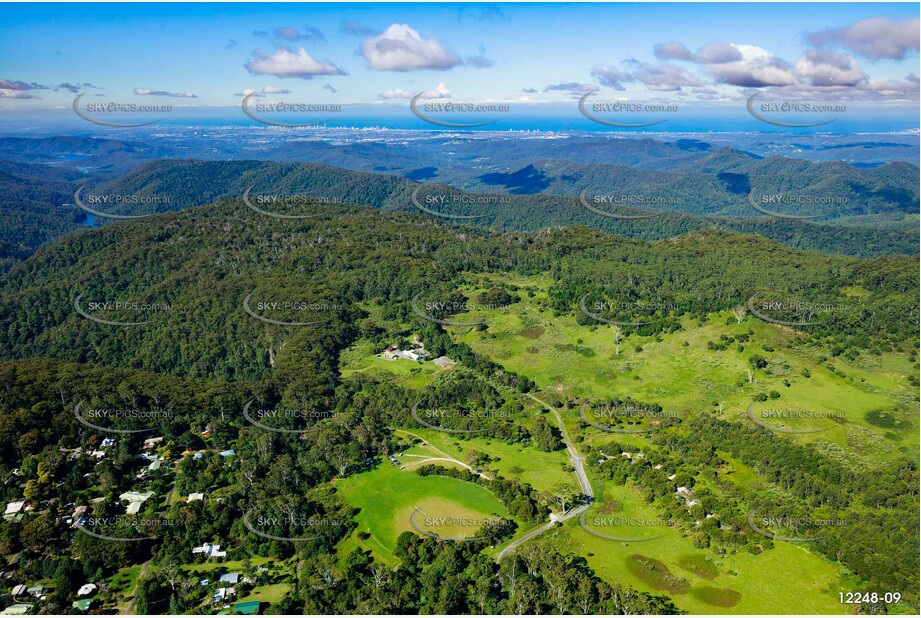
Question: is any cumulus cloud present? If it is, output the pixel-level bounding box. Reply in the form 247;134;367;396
341;20;378;36
795;49;866;87
134;88;197;98
378;82;450;100
0;79;49;99
706;44;795;87
590;64;633;90
627;60;703;91
245;47;346;79
807;17;920;60
654;40;741;63
653;40;792;87
361;24;461;71
544;82;598;97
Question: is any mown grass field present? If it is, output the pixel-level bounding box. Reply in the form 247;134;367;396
336;462;511;562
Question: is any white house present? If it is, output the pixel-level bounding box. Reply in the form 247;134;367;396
192;543;227;558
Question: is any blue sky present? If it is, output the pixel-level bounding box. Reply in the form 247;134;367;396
1;3;918;118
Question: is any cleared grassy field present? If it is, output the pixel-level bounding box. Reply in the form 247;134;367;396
398;424;580;495
568;478;850;615
452;274;916;465
336;462;511;560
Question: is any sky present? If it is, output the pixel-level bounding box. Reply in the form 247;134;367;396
0;2;918;127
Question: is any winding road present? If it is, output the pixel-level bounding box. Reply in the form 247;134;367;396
496;393;594;561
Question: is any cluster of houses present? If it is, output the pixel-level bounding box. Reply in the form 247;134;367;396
378;341;455;368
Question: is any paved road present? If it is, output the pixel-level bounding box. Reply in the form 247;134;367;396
526;393;593;499
496;393;594;562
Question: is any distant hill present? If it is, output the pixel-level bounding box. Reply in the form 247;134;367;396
83;158;918;257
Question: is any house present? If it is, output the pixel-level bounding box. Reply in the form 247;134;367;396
667;474;677;481
219;449;235;458
88;450;106;459
219;573;240;585
4;502;26;517
0;604;32;615
381;346;401;360
143;437;163;450
71;505;88;522
120;491;153;514
234;600;261;615
187;493;204;502
10;585;26;598
676;487;699;507
25;585;44;598
192;543;227;558
77;583;97;597
214;587;236;603
100;438;115;448
402;350;422;361
147;460;162;472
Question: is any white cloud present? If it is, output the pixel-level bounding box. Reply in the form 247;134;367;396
134;88;197;98
807;18;920;60
706;44;795;87
378;82;450;100
361;24;460;71
245;47;345;79
233;86;292;97
590;64;633;90
795;50;866;87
